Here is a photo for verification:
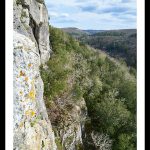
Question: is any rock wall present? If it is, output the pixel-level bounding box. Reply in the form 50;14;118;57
13;0;56;149
46;93;87;150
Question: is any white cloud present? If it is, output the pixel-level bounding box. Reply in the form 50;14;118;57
49;12;59;17
49;12;69;18
60;13;69;17
45;0;136;30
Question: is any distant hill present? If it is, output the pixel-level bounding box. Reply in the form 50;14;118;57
62;28;137;68
61;27;88;36
84;30;105;35
61;27;105;35
61;28;136;36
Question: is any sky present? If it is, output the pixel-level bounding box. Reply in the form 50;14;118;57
45;0;137;30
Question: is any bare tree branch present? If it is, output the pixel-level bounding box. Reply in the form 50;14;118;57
91;131;112;150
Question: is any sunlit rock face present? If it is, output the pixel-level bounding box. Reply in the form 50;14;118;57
13;0;56;149
13;0;51;64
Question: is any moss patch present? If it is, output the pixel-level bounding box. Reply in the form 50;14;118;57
42;140;45;148
55;138;63;150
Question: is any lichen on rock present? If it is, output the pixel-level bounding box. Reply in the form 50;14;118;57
13;0;56;149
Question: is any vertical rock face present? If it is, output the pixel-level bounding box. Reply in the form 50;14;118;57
13;0;56;149
47;94;87;150
58;99;87;150
13;0;51;64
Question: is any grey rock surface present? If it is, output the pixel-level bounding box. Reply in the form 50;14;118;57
13;0;56;149
13;0;51;64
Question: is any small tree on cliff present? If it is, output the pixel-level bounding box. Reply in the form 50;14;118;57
91;131;112;150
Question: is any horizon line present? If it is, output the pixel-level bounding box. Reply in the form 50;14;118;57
53;26;137;31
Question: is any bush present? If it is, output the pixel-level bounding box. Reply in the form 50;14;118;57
116;134;136;150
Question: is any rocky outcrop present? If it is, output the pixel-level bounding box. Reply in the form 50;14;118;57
13;0;51;64
46;93;87;150
13;0;56;149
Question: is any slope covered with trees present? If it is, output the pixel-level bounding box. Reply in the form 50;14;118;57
40;26;136;150
63;28;137;69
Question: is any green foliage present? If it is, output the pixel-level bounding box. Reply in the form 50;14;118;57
41;26;136;150
16;0;22;5
40;57;69;101
72;84;83;100
116;134;136;150
76;143;84;150
94;90;130;135
55;138;63;150
118;79;136;113
65;29;137;68
129;67;136;77
21;11;27;18
42;140;45;148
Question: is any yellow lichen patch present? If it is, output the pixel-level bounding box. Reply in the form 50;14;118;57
25;77;28;82
25;109;36;117
28;63;32;68
24;98;32;103
28;79;36;100
20;70;26;77
23;46;29;51
20;91;23;95
19;122;24;128
28;88;35;100
31;79;35;85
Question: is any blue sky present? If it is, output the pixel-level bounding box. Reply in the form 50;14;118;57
45;0;136;30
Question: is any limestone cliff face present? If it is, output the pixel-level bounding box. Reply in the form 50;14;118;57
13;0;56;149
